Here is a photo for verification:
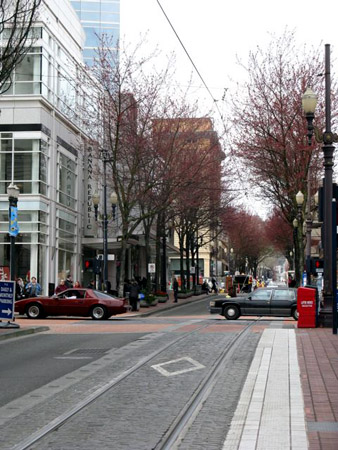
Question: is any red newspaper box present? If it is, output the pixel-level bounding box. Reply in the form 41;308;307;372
297;287;317;328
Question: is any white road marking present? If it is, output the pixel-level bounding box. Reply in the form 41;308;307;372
151;356;205;377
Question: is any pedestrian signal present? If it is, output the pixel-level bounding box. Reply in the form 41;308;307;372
310;257;324;274
84;259;93;271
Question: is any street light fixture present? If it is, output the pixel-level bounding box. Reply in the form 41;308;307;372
7;183;20;281
295;191;305;286
302;44;337;330
92;185;118;293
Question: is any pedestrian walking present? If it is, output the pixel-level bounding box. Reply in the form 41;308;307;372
211;277;218;293
173;277;179;303
25;277;42;297
55;279;67;294
87;279;95;289
74;281;81;288
15;278;25;300
65;274;73;288
129;280;139;311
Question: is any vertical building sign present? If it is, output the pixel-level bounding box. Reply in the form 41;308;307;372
85;146;95;237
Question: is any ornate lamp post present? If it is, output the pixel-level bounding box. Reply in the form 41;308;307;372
7;183;20;281
302;44;337;329
92;188;118;292
296;191;304;286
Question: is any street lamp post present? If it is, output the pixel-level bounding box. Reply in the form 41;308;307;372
293;218;299;285
92;160;117;293
296;191;304;286
302;44;337;328
7;183;20;281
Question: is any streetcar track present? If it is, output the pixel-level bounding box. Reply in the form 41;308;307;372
154;319;260;449
12;321;211;450
12;317;260;450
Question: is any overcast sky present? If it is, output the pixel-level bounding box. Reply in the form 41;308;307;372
121;0;337;107
120;0;338;216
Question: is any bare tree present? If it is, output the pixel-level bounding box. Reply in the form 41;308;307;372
83;37;207;296
0;0;41;93
228;30;336;284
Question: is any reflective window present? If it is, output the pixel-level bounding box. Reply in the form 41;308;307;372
0;137;48;194
273;290;295;300
251;290;271;301
58;153;77;209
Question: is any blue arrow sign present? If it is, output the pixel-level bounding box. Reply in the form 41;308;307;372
0;281;15;320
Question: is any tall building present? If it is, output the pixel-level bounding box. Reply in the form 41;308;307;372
70;0;120;65
0;0;88;292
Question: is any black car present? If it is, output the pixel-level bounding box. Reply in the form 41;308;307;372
209;287;298;320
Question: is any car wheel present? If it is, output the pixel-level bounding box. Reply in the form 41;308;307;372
26;303;44;319
223;305;240;320
292;308;299;321
91;305;108;320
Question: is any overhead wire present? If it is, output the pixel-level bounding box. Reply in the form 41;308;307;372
156;0;249;207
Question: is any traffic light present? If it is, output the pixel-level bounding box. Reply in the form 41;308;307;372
84;258;102;274
93;258;102;274
84;258;94;271
314;258;324;271
310;257;324;275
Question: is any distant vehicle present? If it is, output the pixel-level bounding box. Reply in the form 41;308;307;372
209;287;298;320
233;275;252;293
15;288;130;320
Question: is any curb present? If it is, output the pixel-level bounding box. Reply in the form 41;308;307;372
134;293;215;317
0;326;49;342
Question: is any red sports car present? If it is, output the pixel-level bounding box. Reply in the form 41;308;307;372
15;288;130;320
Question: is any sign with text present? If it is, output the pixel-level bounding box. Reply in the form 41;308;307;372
148;263;156;273
0;281;15;321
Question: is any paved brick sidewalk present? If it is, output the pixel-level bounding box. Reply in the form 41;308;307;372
296;328;338;450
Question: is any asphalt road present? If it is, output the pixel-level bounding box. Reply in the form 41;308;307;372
0;332;146;407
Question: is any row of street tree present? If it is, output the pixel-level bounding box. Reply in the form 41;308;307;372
3;3;336;289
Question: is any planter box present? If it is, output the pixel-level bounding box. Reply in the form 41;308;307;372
177;292;193;299
156;295;168;303
194;285;202;295
140;298;158;307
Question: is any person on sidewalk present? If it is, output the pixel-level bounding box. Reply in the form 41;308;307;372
25;277;42;297
55;279;67;294
15;278;25;300
173;277;179;303
65;274;73;288
129;280;139;311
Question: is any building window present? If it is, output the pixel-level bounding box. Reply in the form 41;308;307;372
57;213;77;281
1;48;42;95
0;135;48;195
58;153;77;209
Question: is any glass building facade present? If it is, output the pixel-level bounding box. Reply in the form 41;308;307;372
70;0;120;65
0;1;85;293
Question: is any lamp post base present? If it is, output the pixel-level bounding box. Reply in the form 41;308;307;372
318;308;332;328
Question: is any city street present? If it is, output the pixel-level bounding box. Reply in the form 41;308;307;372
0;297;265;449
0;296;318;450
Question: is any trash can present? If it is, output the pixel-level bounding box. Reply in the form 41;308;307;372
297;286;318;328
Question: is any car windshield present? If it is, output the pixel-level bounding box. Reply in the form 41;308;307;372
93;290;118;300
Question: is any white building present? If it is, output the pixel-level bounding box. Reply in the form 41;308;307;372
0;0;88;293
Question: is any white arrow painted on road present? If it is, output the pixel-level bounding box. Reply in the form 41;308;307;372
1;308;12;315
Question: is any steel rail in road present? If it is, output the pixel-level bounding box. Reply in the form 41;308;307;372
12;316;259;450
154;319;260;450
12;320;212;450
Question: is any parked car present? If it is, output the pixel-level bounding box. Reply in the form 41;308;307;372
15;288;130;320
209;287;298;320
